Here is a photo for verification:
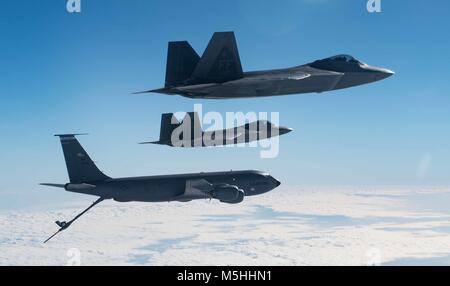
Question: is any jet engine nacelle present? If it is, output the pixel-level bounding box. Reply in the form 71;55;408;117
211;184;245;204
64;183;96;191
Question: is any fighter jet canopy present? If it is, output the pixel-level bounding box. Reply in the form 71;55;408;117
330;55;363;63
309;54;366;72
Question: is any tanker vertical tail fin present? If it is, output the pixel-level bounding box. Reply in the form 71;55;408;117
55;134;110;183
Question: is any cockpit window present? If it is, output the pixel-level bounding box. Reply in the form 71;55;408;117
328;55;360;64
310;54;363;71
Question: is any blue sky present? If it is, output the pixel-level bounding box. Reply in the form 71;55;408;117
1;0;449;210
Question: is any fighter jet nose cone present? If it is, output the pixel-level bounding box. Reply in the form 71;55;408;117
384;69;395;77
268;176;281;188
280;127;294;135
275;179;281;188
381;70;394;80
377;68;395;80
364;66;395;81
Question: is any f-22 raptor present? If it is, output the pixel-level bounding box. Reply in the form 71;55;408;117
138;31;394;99
142;112;293;147
41;134;280;243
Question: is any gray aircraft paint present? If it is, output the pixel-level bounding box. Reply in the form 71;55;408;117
142;112;293;147
43;134;279;203
41;135;280;242
138;32;394;99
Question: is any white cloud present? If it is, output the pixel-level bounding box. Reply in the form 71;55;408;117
1;186;450;266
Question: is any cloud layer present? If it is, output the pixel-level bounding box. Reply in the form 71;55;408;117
1;186;450;266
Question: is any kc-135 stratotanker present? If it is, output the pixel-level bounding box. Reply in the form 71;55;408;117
41;134;280;243
137;31;394;99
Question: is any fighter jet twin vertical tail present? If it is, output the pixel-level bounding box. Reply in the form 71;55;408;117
41;135;280;242
137;31;394;99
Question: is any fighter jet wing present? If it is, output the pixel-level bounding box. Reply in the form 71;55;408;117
228;127;246;139
202;129;244;145
235;72;311;83
287;73;311;80
224;130;244;142
176;83;219;93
